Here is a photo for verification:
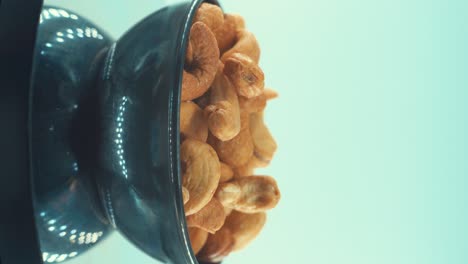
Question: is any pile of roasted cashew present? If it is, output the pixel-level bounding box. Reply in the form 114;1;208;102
180;3;280;263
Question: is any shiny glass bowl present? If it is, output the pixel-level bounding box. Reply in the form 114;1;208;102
31;1;219;263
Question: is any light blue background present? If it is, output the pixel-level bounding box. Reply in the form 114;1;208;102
45;0;468;263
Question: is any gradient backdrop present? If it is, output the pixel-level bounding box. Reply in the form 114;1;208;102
45;0;468;263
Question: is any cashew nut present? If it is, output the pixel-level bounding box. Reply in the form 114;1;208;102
220;162;234;183
186;198;226;234
221;30;260;64
180;101;208;142
250;111;277;163
182;22;220;101
181;139;221;215
238;93;267;113
209;112;253;167
204;67;241;141
216;175;280;213
214;14;245;54
194;3;224;31
223;52;265;98
224;211;267;252
263;88;278;100
182;186;190;204
197;227;235;263
189;227;208;255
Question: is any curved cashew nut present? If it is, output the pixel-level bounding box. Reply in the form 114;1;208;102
182;186;190;204
180;101;208;142
205;67;241;141
182;22;220;101
224;53;265;98
220;162;234;183
194;3;224;31
221;30;260;64
186;198;226;234
197;227;235;263
214;14;245;54
181;139;220;215
188;227;208;255
224;211;267;252
238;93;267;113
209;112;253;167
263;88;278;100
250;111;277;163
216;175;280;213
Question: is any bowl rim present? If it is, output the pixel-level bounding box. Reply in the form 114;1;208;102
172;0;221;263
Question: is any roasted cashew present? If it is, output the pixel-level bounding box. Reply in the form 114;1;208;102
263;88;278;100
186;198;226;234
189;227;208;255
209;112;253;167
216;175;280;213
204;67;241;141
182;186;190;204
223;52;265;98
220;162;234;183
181;139;221;215
221;30;260;64
238;93;267;113
193;3;224;31
214;14;245;54
197;227;235;263
182;22;220;101
180;101;208;142
224;211;267;252
250;112;277;163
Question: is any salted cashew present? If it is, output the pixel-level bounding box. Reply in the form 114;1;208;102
209;112;253;167
221;30;260;64
182;186;190;204
263;88;278;100
193;3;224;31
224;211;267;252
214;13;245;54
181;139;221;215
188;227;209;255
238;93;267;113
216;175;280;213
186;198;226;234
250;111;277;164
180;102;208;142
204;67;241;141
223;53;265;98
220;162;234;183
197;227;235;263
182;22;220;101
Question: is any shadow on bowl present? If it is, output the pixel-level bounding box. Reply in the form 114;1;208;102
31;0;222;263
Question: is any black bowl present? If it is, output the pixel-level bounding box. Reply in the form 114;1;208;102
31;1;220;263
